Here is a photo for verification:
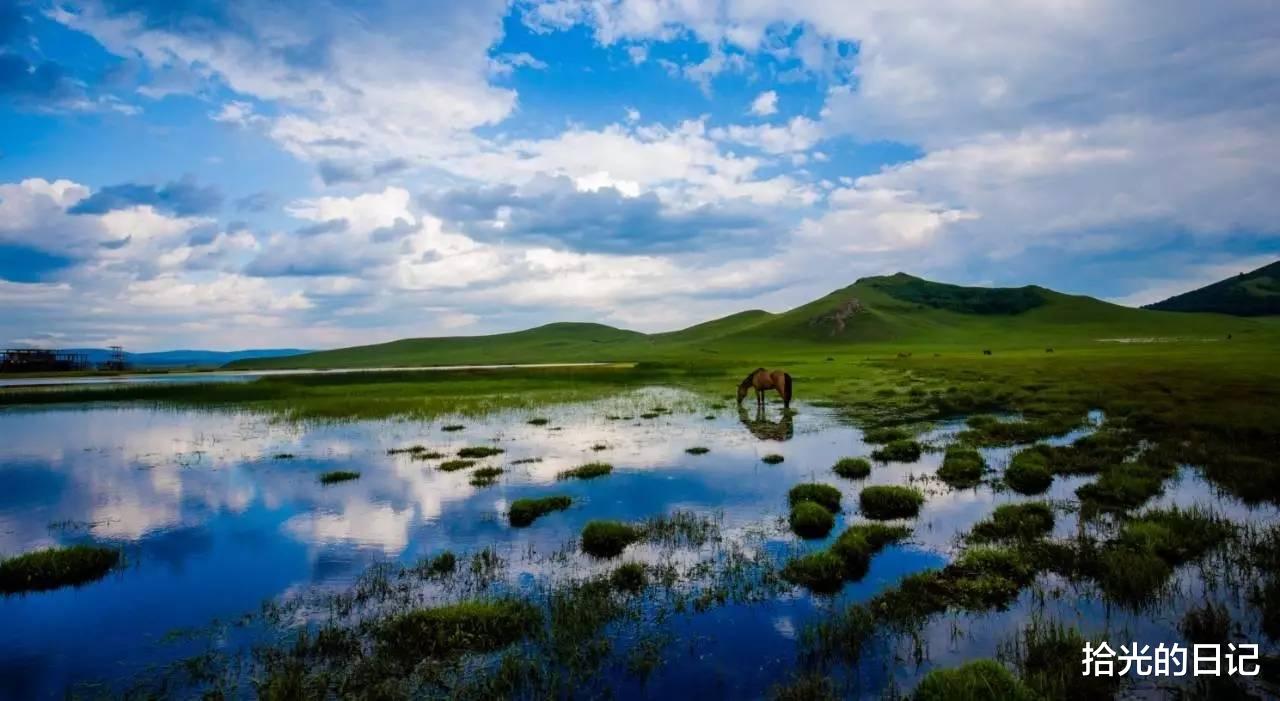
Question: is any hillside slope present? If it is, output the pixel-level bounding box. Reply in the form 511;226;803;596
228;274;1266;369
1144;260;1280;316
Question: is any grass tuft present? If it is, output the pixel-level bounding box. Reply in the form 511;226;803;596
1005;447;1053;494
375;599;541;663
762;454;785;464
318;470;360;485
557;462;613;480
862;426;912;444
469;467;504;487
581;520;642;558
938;446;986;488
438;459;477;472
789;502;836;539
609;562;648;593
871;439;923;463
788;483;842;513
457;446;504;458
685;446;710;455
914;659;1036;701
832;457;872;479
0;545;120;594
781;550;846;593
508;496;572;527
970;502;1054;542
441;424;465;432
859;485;924;520
527;417;550;426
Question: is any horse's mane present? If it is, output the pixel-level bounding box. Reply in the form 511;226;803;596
739;367;766;387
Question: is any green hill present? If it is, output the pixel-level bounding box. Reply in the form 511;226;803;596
228;273;1267;369
1144;260;1280;316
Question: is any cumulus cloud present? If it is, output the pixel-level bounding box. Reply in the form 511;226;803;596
69;177;223;217
750;90;778;116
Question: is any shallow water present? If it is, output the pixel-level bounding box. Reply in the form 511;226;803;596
0;389;1273;698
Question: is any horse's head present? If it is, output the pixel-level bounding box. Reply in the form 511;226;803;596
736;383;749;404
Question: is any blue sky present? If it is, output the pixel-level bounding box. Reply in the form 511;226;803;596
1;0;1277;350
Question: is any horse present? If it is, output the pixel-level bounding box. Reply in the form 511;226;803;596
737;368;793;409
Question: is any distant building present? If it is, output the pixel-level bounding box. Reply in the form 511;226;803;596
0;348;91;373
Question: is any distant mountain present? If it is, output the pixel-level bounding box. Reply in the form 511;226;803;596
1144;260;1280;316
227;272;1264;370
67;348;311;368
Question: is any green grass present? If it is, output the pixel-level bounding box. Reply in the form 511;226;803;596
938;446;986;487
761;454;785;464
580;520;642;558
685;446;710;455
862;426;912;444
914;659;1036;701
442;424;466;432
781;550;847;593
1004;447;1053;494
832;457;872;479
830;524;911;578
1005;620;1119;701
789;502;836;539
0;545;120;594
1075;462;1171;512
871;439;922;463
438;459;477;472
609;562;647;593
859;486;924;520
527;417;550;426
969;502;1054;542
469;467;504;487
457;446;504;458
375;599;541;662
318;470;360;484
508;496;573;527
787;483;842;513
557;462;613;480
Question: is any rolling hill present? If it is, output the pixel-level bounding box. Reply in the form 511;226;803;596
227;273;1267;369
68;348;310;368
1144;260;1280;316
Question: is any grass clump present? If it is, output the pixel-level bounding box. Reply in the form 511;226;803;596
639;412;660;419
387;444;428;455
438;459;477;472
419;551;457;578
508;496;572;527
914;659;1035;701
685;446;710;455
318;470;360;485
970;503;1054;542
469;467;504;487
441;424;465;432
375;599;541;663
1087;507;1235;607
789;502;836;539
859;485;924;520
1005;447;1053;494
862;426;911;444
832;457;872;479
762;453;785;464
871;439;923;463
781;550;847;593
957;413;1081;447
938;446;987;487
457;445;504;458
557;462;613;480
527;417;549;426
581;520;642;558
609;562;648;593
1006;620;1119;701
788;483;842;513
831;524;911;577
1075;462;1171;512
0;545;120;594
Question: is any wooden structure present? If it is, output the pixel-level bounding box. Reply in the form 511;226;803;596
0;348;91;373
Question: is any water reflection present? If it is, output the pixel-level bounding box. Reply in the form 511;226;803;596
0;392;1271;698
737;405;794;441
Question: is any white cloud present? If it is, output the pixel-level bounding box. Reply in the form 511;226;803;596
750;90;778;116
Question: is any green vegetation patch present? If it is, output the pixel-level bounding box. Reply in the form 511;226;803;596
318;470;360;485
609;562;648;593
781;550;847;593
0;545;120;594
831;524;912;578
1075;462;1172;512
457;446;504;458
914;659;1036;701
581;520;642;558
938;446;986;488
508;496;573;527
761;453;785;464
787;483;842;513
859;485;924;520
862;425;912;444
527;417;550;426
832;457;872;479
872;274;1045;315
557;462;613;480
441;424;466;432
1006;620;1119;701
1004;447;1053;494
438;459;477;472
685;446;710;455
969;502;1054;542
469;467;504;487
375;599;541;663
871;439;923;463
789;502;836;539
958;413;1081;447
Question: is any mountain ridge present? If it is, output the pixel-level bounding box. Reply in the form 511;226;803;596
1144;260;1280;316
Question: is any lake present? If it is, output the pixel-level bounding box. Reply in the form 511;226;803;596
0;388;1273;698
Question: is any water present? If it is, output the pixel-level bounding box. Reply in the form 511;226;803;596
0;389;1272;698
0;362;619;388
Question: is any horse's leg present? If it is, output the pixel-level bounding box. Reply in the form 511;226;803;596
757;389;764;408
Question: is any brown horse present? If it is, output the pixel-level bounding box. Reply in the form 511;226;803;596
736;368;793;409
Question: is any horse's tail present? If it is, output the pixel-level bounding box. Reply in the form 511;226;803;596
783;373;793;406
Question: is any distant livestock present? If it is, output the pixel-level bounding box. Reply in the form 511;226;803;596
983;349;993;356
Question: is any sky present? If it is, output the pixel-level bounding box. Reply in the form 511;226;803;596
0;0;1277;351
